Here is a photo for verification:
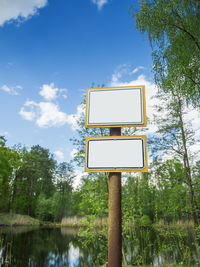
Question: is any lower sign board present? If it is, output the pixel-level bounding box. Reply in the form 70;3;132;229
85;136;148;172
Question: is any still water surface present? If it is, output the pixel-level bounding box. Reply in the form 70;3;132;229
0;226;200;266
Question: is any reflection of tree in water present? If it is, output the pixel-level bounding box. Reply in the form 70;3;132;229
0;228;73;267
0;226;200;266
123;226;200;266
0;227;106;267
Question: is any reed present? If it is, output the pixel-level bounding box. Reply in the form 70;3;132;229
154;219;194;228
0;213;40;226
61;216;108;227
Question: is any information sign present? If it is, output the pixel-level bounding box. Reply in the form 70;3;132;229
85;136;148;172
85;86;147;128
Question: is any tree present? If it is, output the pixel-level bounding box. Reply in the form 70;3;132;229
150;89;200;224
34;162;75;222
12;145;56;216
53;162;75;221
151;159;190;222
132;0;200;105
122;173;155;223
74;174;108;217
0;137;22;212
0;136;12;212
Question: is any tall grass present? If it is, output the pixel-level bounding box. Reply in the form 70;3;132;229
154;219;194;229
61;216;107;228
0;213;40;226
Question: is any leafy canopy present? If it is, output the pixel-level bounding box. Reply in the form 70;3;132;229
132;0;200;105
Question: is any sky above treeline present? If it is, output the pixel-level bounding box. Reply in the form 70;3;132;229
0;0;199;186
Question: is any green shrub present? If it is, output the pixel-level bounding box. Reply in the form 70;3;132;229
139;215;152;227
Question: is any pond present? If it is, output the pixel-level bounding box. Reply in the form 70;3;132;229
0;226;200;266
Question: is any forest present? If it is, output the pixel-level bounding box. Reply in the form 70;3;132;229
0;0;200;265
0;87;200;227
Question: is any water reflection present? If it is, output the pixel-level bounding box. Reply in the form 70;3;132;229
0;227;78;267
0;226;200;266
123;227;200;266
68;242;82;267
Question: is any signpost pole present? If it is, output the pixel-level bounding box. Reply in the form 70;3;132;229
108;127;122;267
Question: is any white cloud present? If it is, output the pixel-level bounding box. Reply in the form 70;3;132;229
19;108;36;121
0;0;48;26
70;148;78;158
67;103;85;131
111;64;130;84
1;85;10;93
19;100;37;121
91;0;108;10
0;131;10;137
1;84;23;95
110;70;159;135
54;150;64;161
185;108;200;139
110;65;200;162
19;99;85;130
19;97;85;130
39;83;68;101
73;170;88;189
39;83;58;101
19;101;68;128
37;102;68;128
132;66;144;74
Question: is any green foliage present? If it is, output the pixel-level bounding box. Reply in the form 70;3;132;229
11;145;57;217
77;215;108;265
0;136;22;212
53;162;74;221
35;194;55;221
139;215;152;227
132;0;200;105
196;225;200;240
0;138;75;222
74;174;108;217
149;90;199;224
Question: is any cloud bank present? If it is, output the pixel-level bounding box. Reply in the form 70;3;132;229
0;0;48;26
19;83;84;130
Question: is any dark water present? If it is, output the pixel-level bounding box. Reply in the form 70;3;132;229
123;226;200;266
0;227;94;267
0;226;200;266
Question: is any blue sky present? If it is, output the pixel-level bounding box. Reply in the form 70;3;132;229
0;0;199;186
0;0;153;160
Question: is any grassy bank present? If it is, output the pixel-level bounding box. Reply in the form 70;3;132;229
61;216;107;228
61;216;196;229
0;213;40;226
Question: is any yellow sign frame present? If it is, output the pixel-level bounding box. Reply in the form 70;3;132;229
85;135;148;173
85;85;147;128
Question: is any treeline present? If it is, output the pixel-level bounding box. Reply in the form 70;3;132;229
0;138;74;222
0;0;199;228
1;85;200;226
1;89;200;225
70;87;200;226
0;139;200;225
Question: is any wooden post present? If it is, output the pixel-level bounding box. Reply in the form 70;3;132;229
108;127;122;267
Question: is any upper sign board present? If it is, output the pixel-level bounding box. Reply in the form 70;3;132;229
85;136;148;172
85;86;147;128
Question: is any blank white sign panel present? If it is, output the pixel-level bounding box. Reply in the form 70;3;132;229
86;87;146;127
85;137;148;172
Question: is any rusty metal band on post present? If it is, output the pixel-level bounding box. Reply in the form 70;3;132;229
108;127;122;267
